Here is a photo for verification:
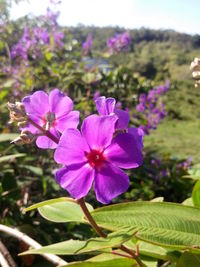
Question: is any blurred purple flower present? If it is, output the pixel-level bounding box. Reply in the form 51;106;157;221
135;83;170;135
82;34;92;55
107;31;131;54
54;114;143;203
22;89;79;149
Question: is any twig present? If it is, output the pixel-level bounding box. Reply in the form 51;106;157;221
0;240;17;267
0;252;10;267
0;224;67;266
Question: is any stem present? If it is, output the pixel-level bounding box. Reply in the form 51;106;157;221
77;198;106;238
77;198;144;267
27;118;59;144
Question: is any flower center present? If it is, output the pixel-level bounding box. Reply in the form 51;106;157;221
42;112;56;130
85;149;106;169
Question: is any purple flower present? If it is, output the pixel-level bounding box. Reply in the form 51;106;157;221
107;32;131;54
22;89;79;149
95;96;129;130
54;114;143;204
82;34;92;55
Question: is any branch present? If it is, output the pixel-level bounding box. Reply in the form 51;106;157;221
0;240;17;267
0;224;67;266
0;252;10;267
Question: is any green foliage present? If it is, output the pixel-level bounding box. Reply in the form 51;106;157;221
20;228;136;255
92;202;200;251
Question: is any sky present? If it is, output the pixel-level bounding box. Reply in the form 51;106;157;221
10;0;200;35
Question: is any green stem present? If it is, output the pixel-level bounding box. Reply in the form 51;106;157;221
77;198;144;267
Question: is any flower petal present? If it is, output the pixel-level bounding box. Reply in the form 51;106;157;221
55;163;94;199
95;96;116;115
49;88;73;117
94;163;129;204
36;128;59;149
22;91;49;116
128;127;144;150
114;109;129;129
105;132;143;169
81;114;117;150
54;128;89;165
56;111;79;133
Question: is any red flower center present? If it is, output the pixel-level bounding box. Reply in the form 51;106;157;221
85;149;106;169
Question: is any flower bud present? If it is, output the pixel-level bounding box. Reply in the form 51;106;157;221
11;130;35;145
7;102;28;123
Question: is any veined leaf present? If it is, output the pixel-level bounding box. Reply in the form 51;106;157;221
20;228;136;256
91;201;200;251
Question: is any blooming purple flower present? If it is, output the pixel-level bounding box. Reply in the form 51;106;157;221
54;114;143;204
95;96;129;130
22;89;79;149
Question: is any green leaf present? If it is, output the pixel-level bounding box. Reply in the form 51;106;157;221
182;197;193;206
25;197;71;212
60;258;137;267
91;201;200;251
0;153;26;163
88;251;156;267
177;252;200;267
20;228;136;255
39;200;93;223
0;133;19;142
125;240;180;261
150;197;164;202
19;165;43;176
192;181;200;207
26;198;93;223
183;165;200;180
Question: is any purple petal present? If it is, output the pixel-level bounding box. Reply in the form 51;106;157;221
22;91;49;116
105;132;143;169
56;111;79;133
54;128;89;165
81;114;118;150
94;163;129;204
95;96;116;115
49;88;73;117
36;128;59;149
114;109;129;129
55;164;94;199
128;127;144;150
